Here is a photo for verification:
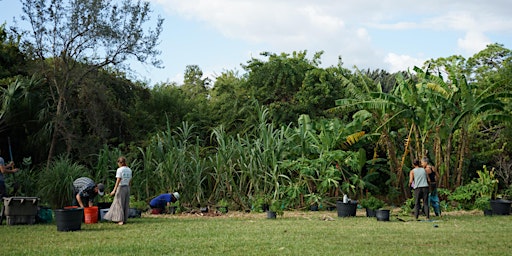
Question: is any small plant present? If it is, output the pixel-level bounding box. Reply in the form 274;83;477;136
359;196;385;210
216;199;229;214
269;199;284;216
251;194;270;213
305;193;322;206
130;196;148;211
217;198;229;207
474;196;491;211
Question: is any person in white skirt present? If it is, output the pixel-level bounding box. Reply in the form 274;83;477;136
104;156;132;225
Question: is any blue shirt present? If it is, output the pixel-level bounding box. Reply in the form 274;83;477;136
150;194;173;208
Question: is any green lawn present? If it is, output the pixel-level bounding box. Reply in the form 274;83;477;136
1;211;511;255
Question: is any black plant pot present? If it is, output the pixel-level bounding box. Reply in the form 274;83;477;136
366;208;376;217
267;211;277;219
490;199;511;215
310;205;319;211
376;209;390;221
97;202;112;209
336;201;357;217
55;208;83;232
128;208;142;218
483;209;493;216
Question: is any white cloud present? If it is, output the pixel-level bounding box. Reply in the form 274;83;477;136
147;0;512;77
457;31;491;55
384;53;425;73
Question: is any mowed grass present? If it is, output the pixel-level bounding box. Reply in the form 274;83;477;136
1;210;511;256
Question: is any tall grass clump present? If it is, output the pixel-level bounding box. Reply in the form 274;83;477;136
38;155;89;208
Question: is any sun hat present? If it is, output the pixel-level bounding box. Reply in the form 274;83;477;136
172;192;180;200
97;183;105;196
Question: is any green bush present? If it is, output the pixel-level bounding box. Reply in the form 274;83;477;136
37;155;89;209
359;196;385;210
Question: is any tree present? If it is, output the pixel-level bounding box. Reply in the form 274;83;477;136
243;51;319;125
19;0;163;165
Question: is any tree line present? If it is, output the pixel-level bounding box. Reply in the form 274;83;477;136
1;0;511;210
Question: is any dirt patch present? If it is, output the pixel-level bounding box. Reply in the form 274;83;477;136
142;208;485;219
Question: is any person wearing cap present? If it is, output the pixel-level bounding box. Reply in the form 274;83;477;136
72;177;104;208
149;192;180;213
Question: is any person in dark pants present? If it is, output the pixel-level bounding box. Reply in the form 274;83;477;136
149;192;180;213
422;157;441;216
72;177;105;208
409;159;430;220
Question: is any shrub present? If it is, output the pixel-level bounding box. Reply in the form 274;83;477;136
37;155;89;209
359;196;385;210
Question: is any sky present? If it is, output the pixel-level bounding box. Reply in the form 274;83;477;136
1;0;511;85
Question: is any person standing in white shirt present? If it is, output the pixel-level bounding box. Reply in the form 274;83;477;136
104;156;133;225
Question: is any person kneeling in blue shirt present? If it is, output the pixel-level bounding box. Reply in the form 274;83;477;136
149;192;180;214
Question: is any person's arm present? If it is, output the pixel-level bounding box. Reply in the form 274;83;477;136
408;170;414;187
0;164;18;174
110;177;121;196
76;193;85;208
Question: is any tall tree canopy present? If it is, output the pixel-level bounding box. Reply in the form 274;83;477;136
18;0;163;164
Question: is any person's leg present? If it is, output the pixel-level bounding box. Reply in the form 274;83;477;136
422;187;430;219
121;187;130;224
414;188;421;219
0;181;7;199
431;188;441;216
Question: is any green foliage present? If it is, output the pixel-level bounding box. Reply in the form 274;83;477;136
448;166;499;209
37;155;89;209
474;196;491;211
269;199;284;216
359;196;385;210
217;198;229;207
305;193;322;206
129;196;148;211
251;194;270;213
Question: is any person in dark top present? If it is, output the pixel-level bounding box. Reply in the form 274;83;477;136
422;157;441;216
72;177;105;208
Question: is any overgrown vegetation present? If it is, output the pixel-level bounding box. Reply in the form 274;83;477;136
1;1;512;211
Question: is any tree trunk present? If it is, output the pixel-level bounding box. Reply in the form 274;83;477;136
456;127;468;187
441;132;453;189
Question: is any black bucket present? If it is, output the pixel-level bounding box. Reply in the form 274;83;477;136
336;201;357;217
366;208;376;217
55;208;83;232
376;209;390;221
490;199;511;215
